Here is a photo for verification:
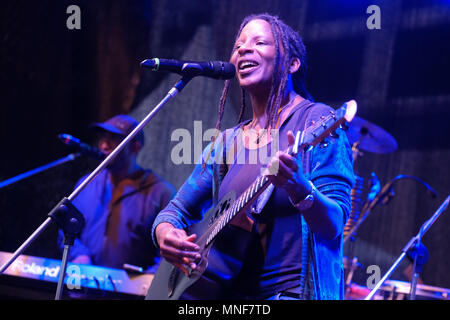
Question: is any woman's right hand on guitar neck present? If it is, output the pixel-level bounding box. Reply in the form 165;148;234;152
155;222;201;276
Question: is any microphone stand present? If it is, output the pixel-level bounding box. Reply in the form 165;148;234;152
365;195;450;300
407;234;428;300
0;153;81;189
0;76;193;300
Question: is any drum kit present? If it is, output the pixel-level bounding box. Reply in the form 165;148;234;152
342;116;450;300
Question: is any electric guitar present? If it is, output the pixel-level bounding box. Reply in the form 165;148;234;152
146;100;357;300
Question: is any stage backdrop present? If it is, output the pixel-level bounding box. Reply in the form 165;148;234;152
1;0;450;291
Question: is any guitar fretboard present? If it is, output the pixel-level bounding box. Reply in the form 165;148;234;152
205;174;271;246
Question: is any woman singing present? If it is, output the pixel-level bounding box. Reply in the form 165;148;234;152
149;13;354;300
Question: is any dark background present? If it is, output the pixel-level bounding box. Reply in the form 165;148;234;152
1;0;450;293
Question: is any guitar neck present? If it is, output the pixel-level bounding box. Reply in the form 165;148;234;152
204;174;272;247
202;138;298;247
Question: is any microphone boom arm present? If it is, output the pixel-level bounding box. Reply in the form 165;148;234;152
0;153;81;190
344;174;437;244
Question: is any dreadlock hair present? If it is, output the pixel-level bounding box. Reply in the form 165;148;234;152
203;13;313;171
215;13;313;132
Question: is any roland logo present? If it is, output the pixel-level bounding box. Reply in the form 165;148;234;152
11;260;60;278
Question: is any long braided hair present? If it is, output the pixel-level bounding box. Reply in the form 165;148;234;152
217;13;313;132
203;13;312;170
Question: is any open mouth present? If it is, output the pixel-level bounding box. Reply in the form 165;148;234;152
238;60;259;74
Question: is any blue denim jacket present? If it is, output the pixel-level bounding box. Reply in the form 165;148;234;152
152;101;355;299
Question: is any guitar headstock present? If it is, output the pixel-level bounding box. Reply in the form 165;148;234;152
344;99;357;123
291;99;357;155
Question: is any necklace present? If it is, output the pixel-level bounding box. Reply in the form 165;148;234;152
250;95;298;145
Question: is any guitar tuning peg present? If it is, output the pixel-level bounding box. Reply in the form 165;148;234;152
340;122;349;131
330;130;339;138
319;142;329;148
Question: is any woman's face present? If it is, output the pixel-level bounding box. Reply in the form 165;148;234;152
231;19;279;94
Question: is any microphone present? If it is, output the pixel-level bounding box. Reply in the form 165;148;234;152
373;174;437;208
140;58;236;80
58;133;104;160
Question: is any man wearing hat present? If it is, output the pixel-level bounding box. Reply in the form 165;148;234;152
60;114;176;271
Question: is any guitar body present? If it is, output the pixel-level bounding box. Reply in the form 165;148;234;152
146;191;235;300
145;255;207;300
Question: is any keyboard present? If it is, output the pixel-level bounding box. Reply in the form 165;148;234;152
0;251;153;299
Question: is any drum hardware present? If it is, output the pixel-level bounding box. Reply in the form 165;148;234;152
377;280;450;300
342;116;442;300
346;116;398;156
344;256;362;299
344;116;398;298
344;173;380;243
343;174;438;299
344;175;364;241
346;279;450;300
344;115;398;244
406;242;429;300
342;117;438;247
343;173;369;295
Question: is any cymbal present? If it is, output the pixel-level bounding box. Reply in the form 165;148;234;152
346;116;398;154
